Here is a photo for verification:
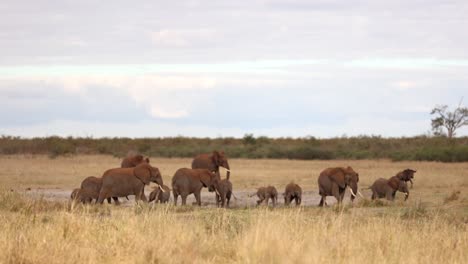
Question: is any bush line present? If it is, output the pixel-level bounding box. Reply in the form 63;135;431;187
0;135;467;162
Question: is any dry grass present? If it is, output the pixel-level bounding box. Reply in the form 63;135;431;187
0;155;467;263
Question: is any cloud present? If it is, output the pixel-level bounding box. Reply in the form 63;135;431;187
149;29;216;47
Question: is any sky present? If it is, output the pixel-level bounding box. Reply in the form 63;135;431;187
1;0;467;138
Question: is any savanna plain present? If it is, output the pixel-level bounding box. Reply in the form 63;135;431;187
0;155;467;264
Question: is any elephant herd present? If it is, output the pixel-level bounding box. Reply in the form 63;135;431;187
71;151;417;208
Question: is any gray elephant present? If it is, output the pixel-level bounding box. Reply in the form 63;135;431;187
283;182;302;206
250;186;278;206
171;168;219;206
318;166;360;206
191;151;230;180
369;176;409;201
149;184;171;203
396;169;417;188
215;179;234;208
121;154;150;168
97;163;164;204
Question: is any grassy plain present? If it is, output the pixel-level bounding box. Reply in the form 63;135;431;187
0;155;467;263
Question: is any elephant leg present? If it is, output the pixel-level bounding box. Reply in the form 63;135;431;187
216;194;220;207
319;196;325;207
106;197;112;204
194;191;202;206
97;190;109;204
331;184;341;203
371;191;376;200
221;194;226;208
181;194;188;206
173;192;178;206
112;197;121;205
226;192;231;207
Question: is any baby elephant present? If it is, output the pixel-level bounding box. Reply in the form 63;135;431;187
370;176;409;201
250;186;278;206
283;182;302;206
216;179;233;208
149;184;171;203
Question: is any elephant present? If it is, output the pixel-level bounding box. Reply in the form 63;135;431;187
191;151;230;181
318;166;360;207
149;184;171;203
121;154;150;168
283;182;302;206
369;177;409;201
250;186;278;206
70;188;90;203
396;169;417;188
171;168;219;206
97;163;164;204
215;179;234;208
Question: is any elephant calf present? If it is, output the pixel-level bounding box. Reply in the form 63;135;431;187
149;184;171;203
396;168;417;188
250;186;278;206
216;179;233;208
370;176;409;201
283;182;302;206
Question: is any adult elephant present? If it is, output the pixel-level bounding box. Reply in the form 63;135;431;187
171;168;219;206
191;151;230;180
318;166;360;206
97;163;164;204
121;154;149;168
80;176;121;204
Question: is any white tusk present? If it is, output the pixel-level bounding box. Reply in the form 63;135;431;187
159;185;165;192
405;192;409;196
348;187;356;197
215;189;221;196
226;169;231;172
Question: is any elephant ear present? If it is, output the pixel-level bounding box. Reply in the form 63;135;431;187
329;168;346;189
212;151;220;165
134;163;151;185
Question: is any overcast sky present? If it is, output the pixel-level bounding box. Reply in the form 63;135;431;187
1;0;467;138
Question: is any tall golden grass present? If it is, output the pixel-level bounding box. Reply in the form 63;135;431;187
0;155;467;263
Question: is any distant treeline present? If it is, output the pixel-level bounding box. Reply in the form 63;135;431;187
1;135;467;162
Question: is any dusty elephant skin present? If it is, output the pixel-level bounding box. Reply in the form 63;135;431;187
283;182;302;206
317;166;359;206
370;176;409;201
171;168;219;206
120;154;150;168
251;186;278;206
97;163;164;204
149;184;171;203
396;168;417;188
216;179;233;208
191;150;230;181
80;176;120;204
